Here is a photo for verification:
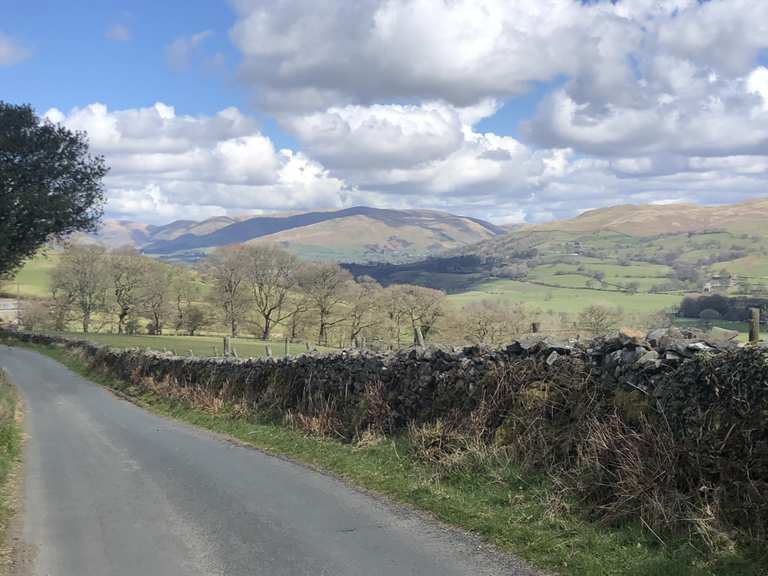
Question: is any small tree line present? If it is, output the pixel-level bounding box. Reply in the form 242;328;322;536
18;242;661;348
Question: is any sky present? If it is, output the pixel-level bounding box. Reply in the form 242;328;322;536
2;0;768;225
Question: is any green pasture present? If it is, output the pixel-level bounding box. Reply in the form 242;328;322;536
48;332;327;358
449;279;683;314
672;318;753;341
2;252;58;298
720;255;768;278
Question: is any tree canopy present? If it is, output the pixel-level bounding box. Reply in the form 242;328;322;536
0;102;107;276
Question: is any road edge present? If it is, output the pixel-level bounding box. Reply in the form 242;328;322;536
0;369;32;576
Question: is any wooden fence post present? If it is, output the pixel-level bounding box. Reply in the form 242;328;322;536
749;308;760;344
531;322;540;334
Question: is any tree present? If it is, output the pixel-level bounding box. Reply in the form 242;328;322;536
50;243;109;333
298;262;353;345
699;308;722;324
389;284;445;344
203;246;250;336
169;266;201;334
107;247;147;334
19;300;53;332
182;305;210;336
738;278;752;295
142;259;174;334
578;305;622;336
244;244;301;340
460;300;528;345
346;276;382;347
0;102;107;276
379;285;407;347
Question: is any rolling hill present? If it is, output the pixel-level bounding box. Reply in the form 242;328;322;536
529;198;768;237
89;207;505;263
352;198;768;317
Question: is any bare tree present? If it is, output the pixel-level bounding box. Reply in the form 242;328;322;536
244;244;301;340
578;304;622;336
50;243;109;333
379;285;407;347
142;259;174;334
298;262;353;345
202;246;250;336
107;247;147;334
19;300;52;332
346;276;382;347
389;284;446;344
285;292;311;342
49;266;75;331
460;300;528;345
169;265;201;334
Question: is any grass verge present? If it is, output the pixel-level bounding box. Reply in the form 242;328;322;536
11;339;768;576
0;369;22;574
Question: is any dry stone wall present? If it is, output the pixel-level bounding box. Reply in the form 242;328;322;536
3;326;761;434
4;326;768;538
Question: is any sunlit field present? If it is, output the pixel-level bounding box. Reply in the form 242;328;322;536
49;332;328;358
448;279;683;314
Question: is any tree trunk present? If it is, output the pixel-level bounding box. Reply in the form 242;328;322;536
261;314;272;340
82;312;90;334
318;311;327;346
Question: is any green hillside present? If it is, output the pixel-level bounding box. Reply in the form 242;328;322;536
1;252;58;298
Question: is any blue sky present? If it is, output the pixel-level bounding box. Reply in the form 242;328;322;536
3;0;768;224
1;1;242;114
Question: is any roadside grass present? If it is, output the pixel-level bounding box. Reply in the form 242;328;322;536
0;370;22;567
44;331;326;358
13;339;768;576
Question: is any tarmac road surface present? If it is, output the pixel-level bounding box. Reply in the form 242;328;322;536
0;345;536;576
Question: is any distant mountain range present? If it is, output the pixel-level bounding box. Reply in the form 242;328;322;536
89;206;506;263
348;197;768;293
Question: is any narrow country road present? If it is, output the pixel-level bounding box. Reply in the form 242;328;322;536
0;345;535;576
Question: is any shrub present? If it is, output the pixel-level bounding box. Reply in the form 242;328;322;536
699;308;722;321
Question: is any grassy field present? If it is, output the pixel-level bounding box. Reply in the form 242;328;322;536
2;252;58;298
48;332;326;357
720;255;768;278
12;339;766;576
449;279;683;314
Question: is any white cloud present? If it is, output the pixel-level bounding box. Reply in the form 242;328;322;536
166;30;212;71
105;24;131;42
284;102;467;169
522;1;768;158
229;0;591;111
36;1;768;225
44;103;348;223
0;33;30;67
748;67;768;111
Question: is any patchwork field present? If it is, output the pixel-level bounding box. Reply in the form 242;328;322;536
448;279;683;314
